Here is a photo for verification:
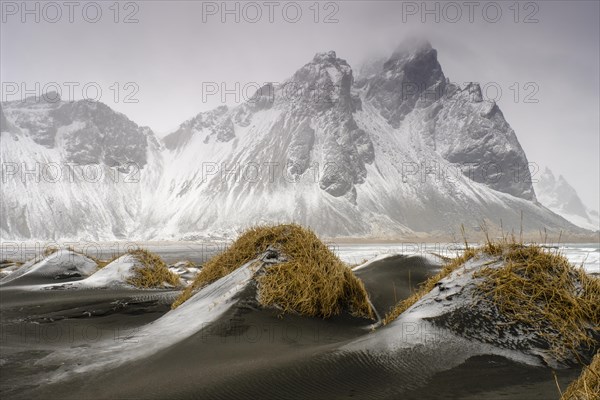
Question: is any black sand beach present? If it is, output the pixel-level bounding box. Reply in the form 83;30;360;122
0;253;586;399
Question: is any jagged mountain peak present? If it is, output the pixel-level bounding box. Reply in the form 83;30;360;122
2;97;153;168
385;37;439;74
5;91;62;105
1;40;588;240
290;51;353;87
312;50;338;63
389;55;441;82
271;50;357;114
355;40;536;202
163;51;359;152
364;41;445;129
356;38;433;82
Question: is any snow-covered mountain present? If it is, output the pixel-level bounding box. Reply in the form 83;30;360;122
0;97;163;240
533;167;599;232
0;39;587;241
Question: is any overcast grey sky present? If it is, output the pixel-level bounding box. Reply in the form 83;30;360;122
1;0;599;210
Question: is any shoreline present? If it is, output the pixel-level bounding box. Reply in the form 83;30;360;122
1;231;598;247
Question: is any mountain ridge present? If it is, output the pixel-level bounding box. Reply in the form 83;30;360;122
0;40;590;240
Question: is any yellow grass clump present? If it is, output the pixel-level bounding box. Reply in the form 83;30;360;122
0;259;24;267
474;242;600;361
42;245;60;257
126;249;180;289
560;351;600;400
172;224;375;319
88;251;124;269
383;237;600;363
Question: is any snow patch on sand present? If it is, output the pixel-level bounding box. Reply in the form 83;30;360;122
0;250;97;285
81;255;137;288
38;259;262;382
351;254;397;271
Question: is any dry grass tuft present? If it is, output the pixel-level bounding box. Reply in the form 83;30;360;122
382;247;478;325
0;259;24;268
561;351;600;400
90;253;122;269
126;249;180;289
474;242;600;362
172;224;374;319
382;234;600;363
42;246;60;257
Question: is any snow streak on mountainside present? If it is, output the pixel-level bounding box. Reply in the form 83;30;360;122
0;39;586;240
533;167;599;231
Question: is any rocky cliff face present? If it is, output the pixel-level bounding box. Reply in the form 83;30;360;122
1;95;160;240
362;38;446;128
0;41;584;240
273;51;375;200
2;94;149;169
163;51;374;202
360;38;535;201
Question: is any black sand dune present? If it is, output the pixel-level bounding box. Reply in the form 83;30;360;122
0;253;586;400
353;254;442;317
